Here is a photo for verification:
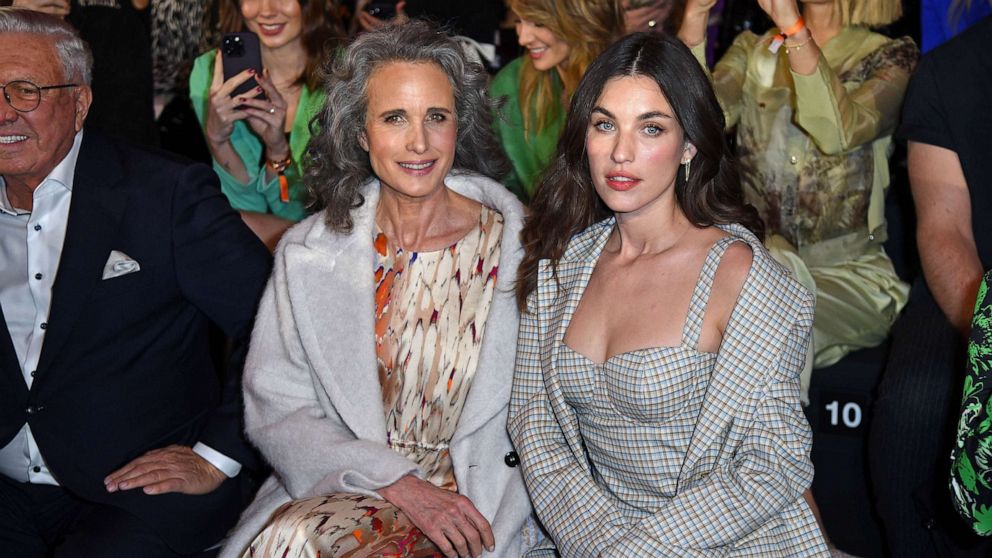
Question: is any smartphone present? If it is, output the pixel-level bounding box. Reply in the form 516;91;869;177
221;32;266;100
364;2;397;19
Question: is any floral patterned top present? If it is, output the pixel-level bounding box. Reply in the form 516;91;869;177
951;270;992;535
694;27;918;258
373;206;504;491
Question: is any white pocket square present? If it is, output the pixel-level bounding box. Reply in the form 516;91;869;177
102;250;141;280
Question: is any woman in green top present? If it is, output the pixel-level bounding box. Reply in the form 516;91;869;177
679;0;918;400
490;0;624;202
190;0;343;247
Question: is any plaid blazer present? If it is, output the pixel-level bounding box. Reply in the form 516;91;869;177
508;219;829;557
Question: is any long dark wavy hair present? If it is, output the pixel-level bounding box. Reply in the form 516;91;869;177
307;20;510;232
217;0;344;90
516;32;763;310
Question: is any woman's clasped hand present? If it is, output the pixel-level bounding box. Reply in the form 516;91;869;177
378;475;495;558
206;59;290;163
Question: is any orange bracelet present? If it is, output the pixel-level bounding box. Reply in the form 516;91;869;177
780;16;806;38
267;155;292;203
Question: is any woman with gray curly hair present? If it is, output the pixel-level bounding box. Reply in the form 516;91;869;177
219;20;537;558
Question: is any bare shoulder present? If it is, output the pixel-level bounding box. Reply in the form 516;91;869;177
714;241;754;294
708;241;753;326
694;236;754;350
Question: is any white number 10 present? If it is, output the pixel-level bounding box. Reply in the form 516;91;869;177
825;400;862;428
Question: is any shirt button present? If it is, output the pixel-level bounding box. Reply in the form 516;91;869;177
32;466;41;473
789;155;798;165
30;370;36;377
33;224;42;231
39;322;47;330
868;234;875;241
26;406;37;414
34;273;42;280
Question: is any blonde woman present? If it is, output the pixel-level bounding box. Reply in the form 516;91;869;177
679;0;918;402
490;0;624;201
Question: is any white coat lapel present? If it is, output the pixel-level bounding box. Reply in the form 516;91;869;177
284;186;388;443
449;173;526;442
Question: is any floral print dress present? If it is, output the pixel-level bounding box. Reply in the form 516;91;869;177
951;270;992;535
243;207;503;558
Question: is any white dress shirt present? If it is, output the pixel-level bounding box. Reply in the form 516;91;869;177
0;131;240;484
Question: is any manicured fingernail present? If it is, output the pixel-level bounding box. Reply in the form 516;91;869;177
248;68;256;75
487;546;495;552
256;86;263;93
238;97;246;103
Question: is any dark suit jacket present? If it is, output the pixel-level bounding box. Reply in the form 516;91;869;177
0;131;272;553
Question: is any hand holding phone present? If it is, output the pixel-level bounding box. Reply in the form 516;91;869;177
205;35;267;148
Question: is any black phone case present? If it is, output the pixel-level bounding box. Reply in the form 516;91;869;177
221;32;265;100
365;2;397;19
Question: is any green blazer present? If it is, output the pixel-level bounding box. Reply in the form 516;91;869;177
490;57;564;202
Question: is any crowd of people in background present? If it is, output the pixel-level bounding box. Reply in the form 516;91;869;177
1;1;991;557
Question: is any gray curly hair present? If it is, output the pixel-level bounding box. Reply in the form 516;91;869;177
306;20;510;232
0;8;93;85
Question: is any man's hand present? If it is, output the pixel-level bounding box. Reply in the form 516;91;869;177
379;475;495;558
11;0;71;17
104;445;226;496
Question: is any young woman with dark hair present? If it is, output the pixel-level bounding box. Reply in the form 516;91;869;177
189;0;344;248
509;32;829;556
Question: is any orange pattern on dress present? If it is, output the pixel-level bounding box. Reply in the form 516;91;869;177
242;206;504;558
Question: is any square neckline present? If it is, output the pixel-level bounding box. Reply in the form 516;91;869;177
562;233;745;365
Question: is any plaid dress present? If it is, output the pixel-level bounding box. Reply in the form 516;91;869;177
509;219;829;556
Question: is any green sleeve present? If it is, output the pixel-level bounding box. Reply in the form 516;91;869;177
792;36;918;155
489;58;561;202
693;32;756;130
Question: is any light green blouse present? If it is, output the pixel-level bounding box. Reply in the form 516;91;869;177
489;57;565;202
189;49;323;221
693;26;918;266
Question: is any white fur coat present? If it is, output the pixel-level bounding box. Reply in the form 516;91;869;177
221;173;535;558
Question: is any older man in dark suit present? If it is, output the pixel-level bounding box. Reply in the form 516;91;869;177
0;8;271;557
